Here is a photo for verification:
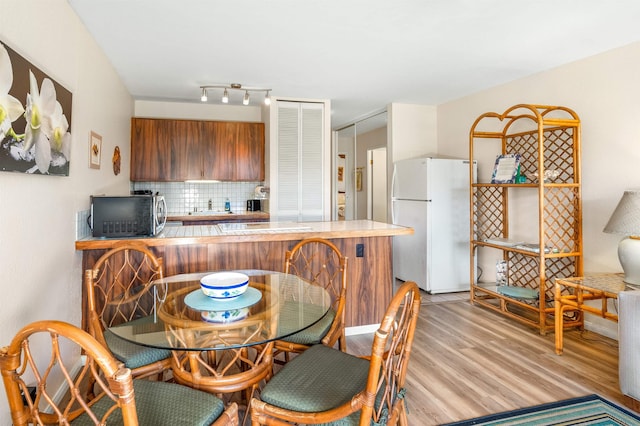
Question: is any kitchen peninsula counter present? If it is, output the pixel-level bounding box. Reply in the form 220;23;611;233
76;220;409;249
76;220;413;331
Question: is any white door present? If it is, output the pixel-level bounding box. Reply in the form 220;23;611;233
368;147;388;222
275;101;326;222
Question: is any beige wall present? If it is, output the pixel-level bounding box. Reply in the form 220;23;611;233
388;103;438;163
0;1;133;420
438;41;640;338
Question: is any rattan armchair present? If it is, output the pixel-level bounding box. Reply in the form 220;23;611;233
0;320;238;425
250;281;421;426
275;238;348;358
84;242;171;379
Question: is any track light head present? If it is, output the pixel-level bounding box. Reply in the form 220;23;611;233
199;84;270;105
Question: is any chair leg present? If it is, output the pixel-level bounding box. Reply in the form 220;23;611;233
398;399;409;426
339;332;347;352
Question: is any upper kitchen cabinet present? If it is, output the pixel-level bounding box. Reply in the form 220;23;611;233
130;118;265;182
204;121;265;181
131;118;202;181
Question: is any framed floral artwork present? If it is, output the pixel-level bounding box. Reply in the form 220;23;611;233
0;40;73;176
89;132;102;169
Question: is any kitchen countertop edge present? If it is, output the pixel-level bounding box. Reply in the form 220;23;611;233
75;220;413;250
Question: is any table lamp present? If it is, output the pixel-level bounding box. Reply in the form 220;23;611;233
603;189;640;284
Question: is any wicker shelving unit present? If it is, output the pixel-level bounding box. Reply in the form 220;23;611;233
469;104;583;335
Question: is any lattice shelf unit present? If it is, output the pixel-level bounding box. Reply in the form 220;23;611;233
469;104;583;335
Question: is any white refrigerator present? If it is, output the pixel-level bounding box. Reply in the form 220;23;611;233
391;157;476;293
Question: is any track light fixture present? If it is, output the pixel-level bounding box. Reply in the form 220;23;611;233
199;83;271;106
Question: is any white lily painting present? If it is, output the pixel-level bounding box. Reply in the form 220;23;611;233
0;41;72;175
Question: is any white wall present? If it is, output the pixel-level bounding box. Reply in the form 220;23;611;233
135;99;263;122
0;0;133;421
438;41;640;338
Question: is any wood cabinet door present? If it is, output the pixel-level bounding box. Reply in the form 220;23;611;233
203;121;265;181
174;120;205;180
131;118;203;181
132;118;263;182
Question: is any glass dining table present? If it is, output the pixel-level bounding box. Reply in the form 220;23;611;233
108;269;332;402
108;269;332;351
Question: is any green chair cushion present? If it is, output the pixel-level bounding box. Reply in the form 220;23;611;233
105;317;171;369
261;344;370;424
72;379;225;425
277;304;336;345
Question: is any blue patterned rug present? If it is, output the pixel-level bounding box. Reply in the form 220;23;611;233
442;394;640;425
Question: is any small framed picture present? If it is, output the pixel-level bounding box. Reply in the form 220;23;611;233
89;131;102;169
491;154;520;184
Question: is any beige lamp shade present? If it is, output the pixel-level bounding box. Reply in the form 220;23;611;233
604;190;640;284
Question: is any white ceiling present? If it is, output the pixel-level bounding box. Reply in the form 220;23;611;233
68;0;640;128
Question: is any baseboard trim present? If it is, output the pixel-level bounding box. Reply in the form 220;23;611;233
346;324;379;336
584;319;618;340
46;355;86;413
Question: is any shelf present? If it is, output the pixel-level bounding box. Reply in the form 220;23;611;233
469;104;583;335
472;182;580;188
473;241;579;257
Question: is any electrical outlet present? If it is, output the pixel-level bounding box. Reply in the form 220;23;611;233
356;244;364;257
21;386;36;405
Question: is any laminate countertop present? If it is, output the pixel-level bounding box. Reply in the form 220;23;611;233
75;219;413;250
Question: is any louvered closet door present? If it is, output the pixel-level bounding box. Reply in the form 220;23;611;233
276;101;324;221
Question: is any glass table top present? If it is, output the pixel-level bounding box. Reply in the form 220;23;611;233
556;273;632;294
107;270;331;351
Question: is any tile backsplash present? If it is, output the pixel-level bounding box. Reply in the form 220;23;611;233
131;181;264;215
76;209;91;240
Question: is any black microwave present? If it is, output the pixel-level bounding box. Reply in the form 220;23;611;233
90;195;166;238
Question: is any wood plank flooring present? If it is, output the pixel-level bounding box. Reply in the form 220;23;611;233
346;291;628;425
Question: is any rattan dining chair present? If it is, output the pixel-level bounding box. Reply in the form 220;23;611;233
0;320;238;425
85;242;171;379
158;283;276;408
275;238;348;359
250;281;421;426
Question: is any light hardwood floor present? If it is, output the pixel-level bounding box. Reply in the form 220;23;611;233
346;290;628;425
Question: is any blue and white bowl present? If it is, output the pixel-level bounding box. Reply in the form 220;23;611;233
200;272;249;300
201;308;249;323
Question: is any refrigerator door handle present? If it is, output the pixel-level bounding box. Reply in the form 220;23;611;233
391;200;396;224
390;165;398;224
391;165;397;199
